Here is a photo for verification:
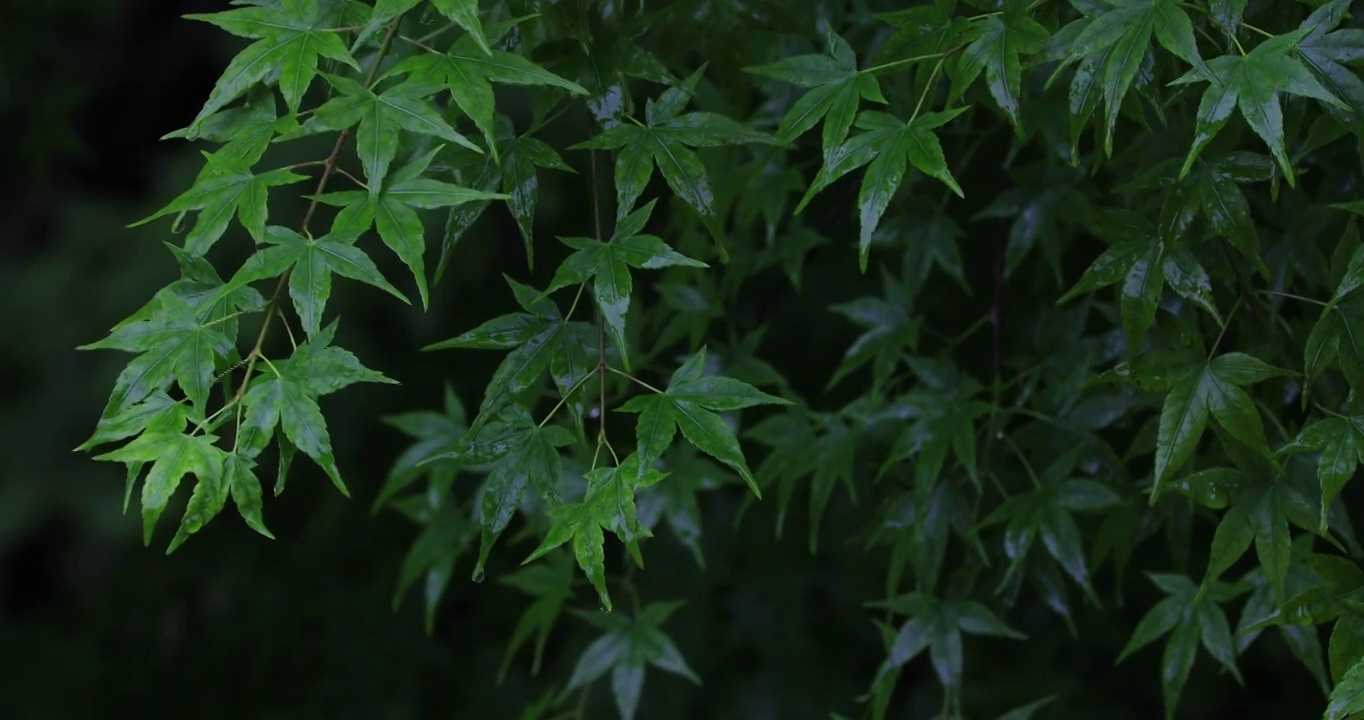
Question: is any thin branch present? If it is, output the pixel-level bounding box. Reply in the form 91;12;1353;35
231;20;402;450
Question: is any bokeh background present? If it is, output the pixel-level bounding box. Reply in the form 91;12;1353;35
0;1;1330;718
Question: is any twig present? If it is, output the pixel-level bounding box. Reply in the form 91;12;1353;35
231;21;402;450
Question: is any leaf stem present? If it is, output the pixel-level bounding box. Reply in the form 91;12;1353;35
1255;289;1327;307
1241;22;1274;39
538;370;596;429
942;312;990;347
1207;294;1245;362
1315;402;1348;420
861;44;964;77
191;400;239;437
608;367;665;394
998;431;1043;489
586;108;610;440
399;34;441;54
910;56;945;124
415;21;458;46
334;166;367;189
522;102;575;139
565;283;587;320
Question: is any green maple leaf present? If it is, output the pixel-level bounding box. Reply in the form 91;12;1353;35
439;115;577;275
1179;152;1272;271
308;74;482;194
826;268;922;391
1117;574;1246;720
1171;29;1347;186
1296;0;1364;120
425;276;594;432
1058;216;1222;348
877;357;993;492
796;108;968;271
744;30;886;150
976;165;1090;283
1062;0;1209;156
981;446;1121;601
498;550;576;680
313;146;509;309
542;199;708;369
130;151;308;257
522;458;664;610
1289;414;1364;533
228;214;410;337
94;430;227;547
868;592;1024;705
1130;352;1292;498
1198;465;1316;604
1331;616;1364;688
393;489;476;633
616;347;791;498
166;452;277;553
1328;658;1364;720
465;405;577;580
164;85;287;166
949;4;1049;130
373;386;468;512
385;33;587;162
428;0;492;56
560;601;700;720
749;411;856;553
572;69;783;261
237;322;394;497
186;0;360;128
80;289;237;413
1305;241;1364;387
634;444;726;566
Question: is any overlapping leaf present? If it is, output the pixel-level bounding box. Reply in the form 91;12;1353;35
542;199;707;368
130;152;307;257
186;0;360;128
744;30;886;150
228;216;409;336
949;4;1049;130
307;74;482;194
237;321;396;495
1134;351;1290;497
522;457;664;610
1059;213;1223;347
868;592;1024;709
425;276;593;432
1061;0;1209;155
981;446;1121;600
1171;29;1347;186
563;601;700;720
616;348;791;497
573;70;783;259
313;145;509;307
80;289;237;413
1117;574;1246;720
796;108;968;270
439;115;577;274
385;32;587;161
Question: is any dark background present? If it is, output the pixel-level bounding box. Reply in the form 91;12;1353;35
0;1;1329;718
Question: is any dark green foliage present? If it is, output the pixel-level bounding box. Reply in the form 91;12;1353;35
70;0;1364;717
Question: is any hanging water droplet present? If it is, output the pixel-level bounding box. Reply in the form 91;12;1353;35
599;604;610;613
471;567;486;584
